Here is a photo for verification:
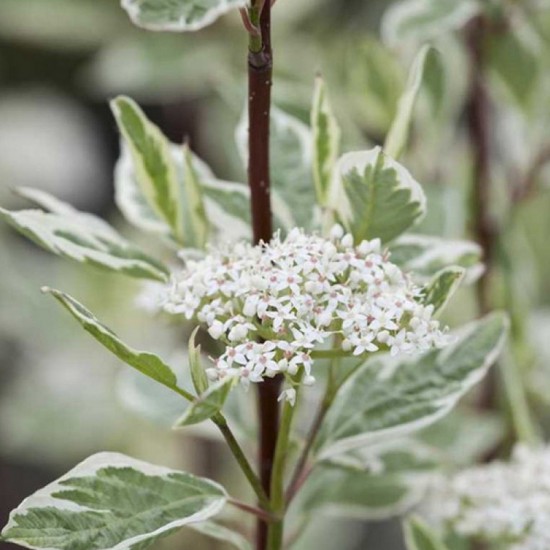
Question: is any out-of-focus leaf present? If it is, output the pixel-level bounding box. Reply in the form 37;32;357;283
316;313;508;459
311;76;341;206
0;195;168;282
419;409;505;466
349;37;405;134
295;440;441;520
382;0;480;46
121;0;246;32
330;146;426;243
420;267;465;315
385;46;442;159
43;288;191;398
389;234;483;283
0;0;119;51
1;453;227;550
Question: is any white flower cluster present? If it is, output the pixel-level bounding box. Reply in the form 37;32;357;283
161;226;448;396
423;445;550;550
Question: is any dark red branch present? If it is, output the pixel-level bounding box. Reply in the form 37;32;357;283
248;1;273;245
247;2;281;549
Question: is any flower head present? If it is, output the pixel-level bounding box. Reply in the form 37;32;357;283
423;445;550;550
161;226;449;392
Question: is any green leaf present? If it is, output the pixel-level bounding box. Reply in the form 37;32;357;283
43;288;192;399
330;146;426;243
382;0;480;46
0;195;168;282
1;452;227;550
316;313;508;459
236;105;315;230
174;377;234;427
121;0;246;32
404;516;450;550
189;522;252;550
385;45;442;159
420;267;465;315
295;440;441;520
115;141;252;245
189;327;209;395
311;76;341;206
389;234;483;283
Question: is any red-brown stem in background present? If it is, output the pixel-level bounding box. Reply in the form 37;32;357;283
247;2;283;549
465;16;499;414
466;15;495;317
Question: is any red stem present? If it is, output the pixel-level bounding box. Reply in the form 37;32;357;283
249;1;273;245
247;2;282;549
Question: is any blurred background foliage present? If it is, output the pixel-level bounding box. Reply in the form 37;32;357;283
1;0;550;548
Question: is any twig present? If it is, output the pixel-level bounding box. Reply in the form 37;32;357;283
228;498;278;523
247;0;277;547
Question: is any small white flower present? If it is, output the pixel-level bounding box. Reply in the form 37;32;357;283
162;228;449;390
208;320;225;340
278;388;297;406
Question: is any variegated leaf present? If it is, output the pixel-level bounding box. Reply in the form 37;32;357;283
236;105;315;230
111;96;192;245
329;146;426;243
1;453;227;550
382;0;480;46
115;139;251;245
384;45;441;160
389;234;483;283
420;266;465;315
316;313;508;459
295;440;441;520
121;0;246;33
174;377;235;427
43;288;192;399
311;76;341;206
0;196;168;282
403;516;450;550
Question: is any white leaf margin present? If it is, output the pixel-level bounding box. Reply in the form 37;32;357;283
2;452;227;550
121;0;248;33
330;146;427;232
